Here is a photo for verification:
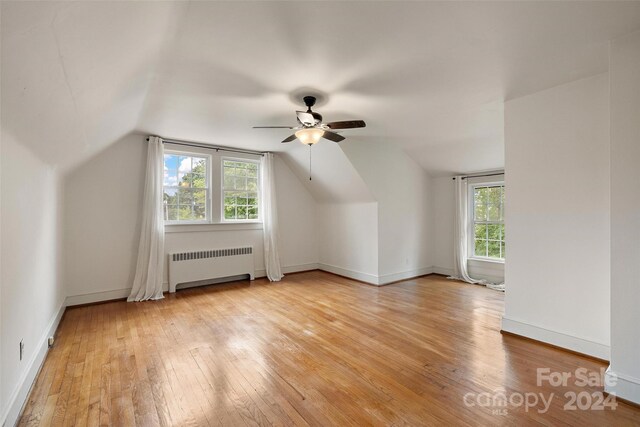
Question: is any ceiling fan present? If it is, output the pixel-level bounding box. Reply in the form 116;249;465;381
253;96;366;145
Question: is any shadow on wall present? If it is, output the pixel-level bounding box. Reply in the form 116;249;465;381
1;130;66;424
63;132;147;299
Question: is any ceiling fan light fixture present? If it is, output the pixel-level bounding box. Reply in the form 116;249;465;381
295;128;324;145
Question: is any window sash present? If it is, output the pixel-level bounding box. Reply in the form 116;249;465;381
221;158;260;222
469;183;505;260
163;151;211;224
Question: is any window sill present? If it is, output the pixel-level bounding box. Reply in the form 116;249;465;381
468;257;505;265
165;222;263;233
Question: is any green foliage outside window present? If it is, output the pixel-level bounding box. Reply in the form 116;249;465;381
473;185;505;259
223;160;259;220
163;155;208;222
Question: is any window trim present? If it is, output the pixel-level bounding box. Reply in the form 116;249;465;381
161;146;262;227
163;149;212;225
220;156;261;223
467;179;505;263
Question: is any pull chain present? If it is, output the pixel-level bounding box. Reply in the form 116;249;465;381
309;144;312;181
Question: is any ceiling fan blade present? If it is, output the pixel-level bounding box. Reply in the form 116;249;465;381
321;130;346;143
326;120;366;130
296;111;315;126
253;126;295;129
281;134;298;143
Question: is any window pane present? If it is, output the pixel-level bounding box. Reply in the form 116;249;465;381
178;156;192;174
237;206;247;219
225;206;235;220
501;242;506;258
500;224;505;241
163;188;177;205
475;187;488;206
224;175;234;189
178;205;194;220
475;240;487;257
474;224;487;240
487;186;501;206
178;172;190;187
165;205;178;221
475;203;487;221
177;188;193;205
234;176;246;190
247;196;257;206
193;189;206;205
248;207;258;219
194;204;206;220
192;173;206;188
488;241;501;258
192;157;206;173
163;155;179;186
487;204;500;221
487;224;500;240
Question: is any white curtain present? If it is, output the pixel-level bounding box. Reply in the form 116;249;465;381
449;176;505;291
261;153;284;281
128;136;165;301
449;176;485;285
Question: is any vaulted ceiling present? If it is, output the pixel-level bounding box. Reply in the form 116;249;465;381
3;1;640;178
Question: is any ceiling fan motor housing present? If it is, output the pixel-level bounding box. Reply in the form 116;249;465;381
302;96;322;124
303;96;317;108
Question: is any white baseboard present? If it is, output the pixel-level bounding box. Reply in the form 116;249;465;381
2;301;66;427
255;262;320;279
317;264;433;285
432;266;454;276
502;317;610;360
377;267;433;285
66;263;322;306
65;287;131;306
317;263;381;284
605;366;640;405
283;263;319;274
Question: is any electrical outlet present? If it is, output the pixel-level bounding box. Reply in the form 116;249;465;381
19;340;24;361
48;336;55;348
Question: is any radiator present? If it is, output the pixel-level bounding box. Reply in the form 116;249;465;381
168;247;255;293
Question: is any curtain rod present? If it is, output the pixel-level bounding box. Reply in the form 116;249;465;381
452;172;504;180
146;136;265;157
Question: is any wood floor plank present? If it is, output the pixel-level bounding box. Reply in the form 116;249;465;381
17;272;640;426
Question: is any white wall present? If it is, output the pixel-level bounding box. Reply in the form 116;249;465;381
63;134;319;304
502;73;611;359
431;175;505;284
607;30;640;404
0;134;66;425
431;177;455;276
318;202;379;283
342;139;434;283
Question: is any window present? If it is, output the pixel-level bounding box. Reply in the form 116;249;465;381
223;159;259;221
162;149;261;225
163;153;209;223
471;184;505;260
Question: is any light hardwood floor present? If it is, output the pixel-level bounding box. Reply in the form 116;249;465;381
18;272;640;426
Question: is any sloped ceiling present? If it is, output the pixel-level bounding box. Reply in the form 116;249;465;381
3;1;640;188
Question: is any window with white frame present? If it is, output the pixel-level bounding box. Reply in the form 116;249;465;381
163;153;210;223
223;159;259;221
471;184;505;260
162;149;261;225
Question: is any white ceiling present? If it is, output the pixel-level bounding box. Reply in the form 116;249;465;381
3;1;640;176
